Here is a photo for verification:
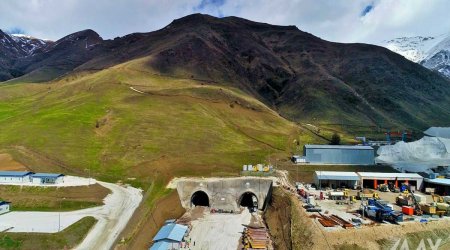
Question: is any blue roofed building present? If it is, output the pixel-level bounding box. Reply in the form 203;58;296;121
31;173;65;185
0;171;33;184
150;221;188;250
304;145;375;165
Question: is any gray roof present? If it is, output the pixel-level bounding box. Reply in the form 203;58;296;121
424;127;450;139
0;171;33;177
315;171;360;181
424;178;450;186
305;145;373;150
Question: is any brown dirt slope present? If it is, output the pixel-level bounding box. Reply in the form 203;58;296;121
0;153;27;171
117;189;185;250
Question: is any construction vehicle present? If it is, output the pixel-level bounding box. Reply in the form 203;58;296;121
357;190;379;200
328;189;349;200
432;194;450;215
396;194;413;206
403;184;423;215
419;204;436;215
377;184;389;192
363;198;403;223
432;194;445;203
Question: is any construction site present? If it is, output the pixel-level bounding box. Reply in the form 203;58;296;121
146;128;450;250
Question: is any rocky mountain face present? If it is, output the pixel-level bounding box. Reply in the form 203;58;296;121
1;14;450;129
10;34;52;56
383;33;450;78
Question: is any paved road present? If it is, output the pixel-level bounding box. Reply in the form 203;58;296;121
0;181;142;250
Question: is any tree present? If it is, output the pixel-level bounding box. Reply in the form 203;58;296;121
330;132;341;145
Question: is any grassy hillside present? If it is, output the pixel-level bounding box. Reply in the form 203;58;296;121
0;57;325;248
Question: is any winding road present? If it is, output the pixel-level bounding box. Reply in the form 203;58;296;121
0;181;143;250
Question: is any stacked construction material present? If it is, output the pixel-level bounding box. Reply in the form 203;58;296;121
242;226;270;249
314;213;354;229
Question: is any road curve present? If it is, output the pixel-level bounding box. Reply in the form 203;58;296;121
75;181;143;250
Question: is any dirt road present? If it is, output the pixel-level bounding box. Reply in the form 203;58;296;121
186;209;252;250
0;181;142;250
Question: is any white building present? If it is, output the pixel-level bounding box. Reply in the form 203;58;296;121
31;173;65;185
0;201;11;214
314;171;360;189
0;171;33;183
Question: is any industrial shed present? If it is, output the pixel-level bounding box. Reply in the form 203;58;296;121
0;171;33;183
304;145;374;165
357;172;423;190
31;173;64;185
150;220;188;250
424;178;450;196
314;171;360;189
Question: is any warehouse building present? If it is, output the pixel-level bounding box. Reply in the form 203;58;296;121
314;171;360;189
0;171;33;183
423;178;450;196
358;172;423;191
150;220;188;250
31;173;65;185
304;145;374;165
0;201;11;215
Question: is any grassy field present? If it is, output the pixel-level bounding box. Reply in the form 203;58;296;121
0;184;110;211
0;216;96;250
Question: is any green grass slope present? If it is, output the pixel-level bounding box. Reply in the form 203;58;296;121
0;57;323;183
0;58;326;248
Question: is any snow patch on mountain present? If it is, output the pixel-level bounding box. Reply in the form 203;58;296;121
382;33;450;78
10;34;52;56
383;34;446;63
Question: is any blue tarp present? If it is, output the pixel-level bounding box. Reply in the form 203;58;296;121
153;223;187;242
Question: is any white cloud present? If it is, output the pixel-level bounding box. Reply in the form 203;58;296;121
0;0;449;44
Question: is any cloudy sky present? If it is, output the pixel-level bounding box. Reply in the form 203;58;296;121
1;0;450;44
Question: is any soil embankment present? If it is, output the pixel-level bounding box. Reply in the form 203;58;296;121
264;187;317;250
122;190;185;250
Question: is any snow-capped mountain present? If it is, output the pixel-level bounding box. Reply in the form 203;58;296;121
383;33;450;78
10;34;52;56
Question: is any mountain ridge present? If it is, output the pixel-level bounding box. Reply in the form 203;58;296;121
1;14;450;130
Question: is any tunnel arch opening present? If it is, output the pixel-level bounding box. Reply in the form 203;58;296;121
239;192;258;211
191;190;210;207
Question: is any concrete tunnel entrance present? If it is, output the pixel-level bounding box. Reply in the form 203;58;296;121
239;192;258;211
191;191;210;207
